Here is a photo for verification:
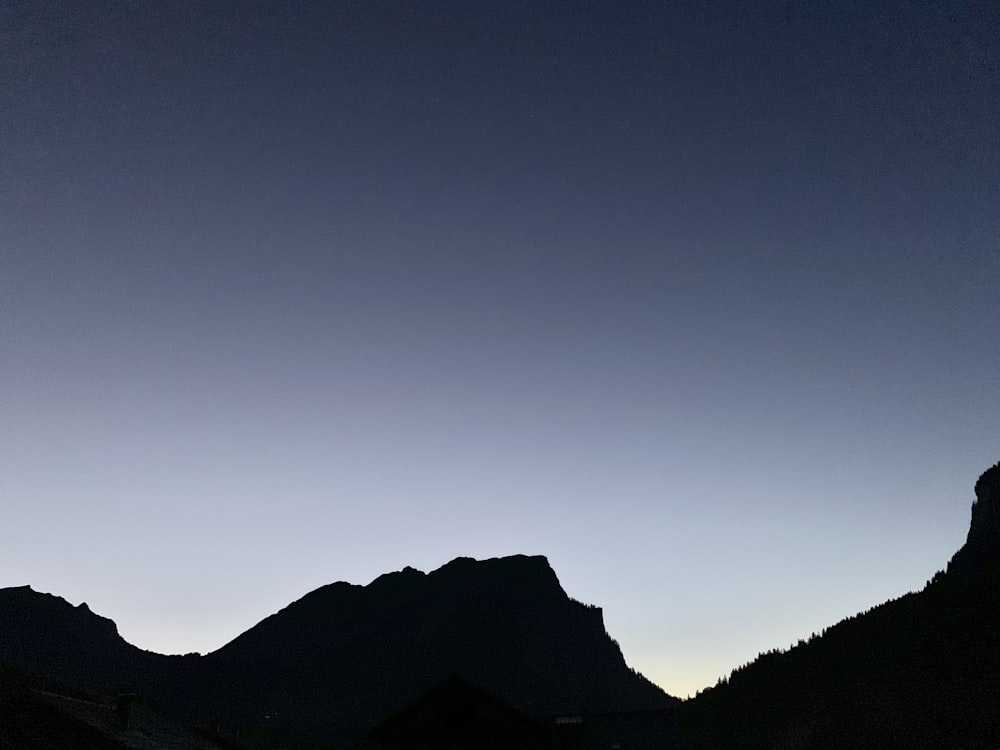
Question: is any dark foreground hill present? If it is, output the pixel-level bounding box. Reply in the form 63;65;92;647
0;554;673;749
682;461;1000;750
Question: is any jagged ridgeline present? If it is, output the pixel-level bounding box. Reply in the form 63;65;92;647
0;554;673;749
682;461;1000;750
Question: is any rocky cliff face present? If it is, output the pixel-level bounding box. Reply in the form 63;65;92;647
946;461;1000;579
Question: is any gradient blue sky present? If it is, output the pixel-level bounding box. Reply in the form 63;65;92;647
2;1;998;698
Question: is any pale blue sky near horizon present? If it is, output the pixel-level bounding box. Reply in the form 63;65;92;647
2;1;998;697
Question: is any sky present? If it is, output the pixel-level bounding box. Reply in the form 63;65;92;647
1;1;998;699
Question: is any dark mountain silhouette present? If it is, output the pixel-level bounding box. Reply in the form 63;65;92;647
682;460;1000;750
198;554;672;747
0;554;673;749
0;587;156;692
0;587;202;726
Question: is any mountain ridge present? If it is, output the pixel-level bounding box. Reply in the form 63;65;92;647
0;553;673;749
7;462;1000;748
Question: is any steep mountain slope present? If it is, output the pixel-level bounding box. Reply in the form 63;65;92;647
197;554;672;747
682;461;1000;750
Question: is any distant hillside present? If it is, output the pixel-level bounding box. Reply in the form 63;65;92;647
0;554;673;749
682;461;1000;750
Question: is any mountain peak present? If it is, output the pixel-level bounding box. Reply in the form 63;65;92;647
431;554;561;586
974;461;1000;504
946;460;1000;579
205;553;670;746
